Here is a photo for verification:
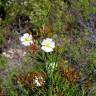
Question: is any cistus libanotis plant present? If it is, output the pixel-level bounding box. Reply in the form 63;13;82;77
19;33;57;74
18;32;82;96
18;32;62;95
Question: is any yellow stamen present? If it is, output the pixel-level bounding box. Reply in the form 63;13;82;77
25;38;30;42
45;43;50;48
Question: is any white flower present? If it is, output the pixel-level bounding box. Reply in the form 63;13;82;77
20;33;33;46
41;38;55;52
34;77;41;87
33;76;44;87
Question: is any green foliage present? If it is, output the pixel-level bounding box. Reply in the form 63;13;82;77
0;33;5;45
72;0;96;19
28;0;51;27
0;55;7;70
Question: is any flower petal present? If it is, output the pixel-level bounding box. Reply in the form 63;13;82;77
20;36;25;42
41;46;53;52
50;41;55;48
23;33;29;38
29;35;32;40
41;39;46;45
22;41;30;46
41;38;52;45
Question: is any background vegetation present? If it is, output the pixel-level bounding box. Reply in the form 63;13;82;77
0;0;96;96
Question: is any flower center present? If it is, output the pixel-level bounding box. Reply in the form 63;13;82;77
25;38;30;42
45;43;50;48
